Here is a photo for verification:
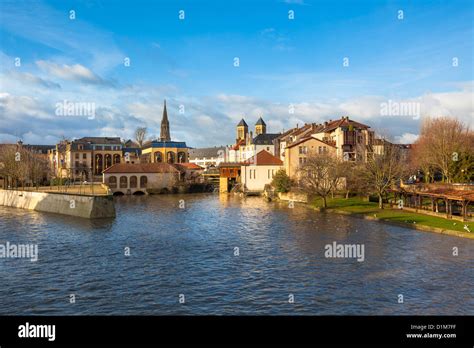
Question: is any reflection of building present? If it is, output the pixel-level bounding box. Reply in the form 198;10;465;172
49;137;122;180
140;100;189;164
103;163;180;195
241;150;283;192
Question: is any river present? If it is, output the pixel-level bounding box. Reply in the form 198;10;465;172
0;194;472;315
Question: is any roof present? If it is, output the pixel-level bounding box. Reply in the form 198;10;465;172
232;138;246;150
173;163;203;171
143;140;188;149
237;118;248;127
219;162;243;168
242;150;283;166
76;137;122;145
188;146;226;159
252;133;280;145
318;117;370;133
124;139;139;148
255;117;266;126
286;135;336;149
103;163;180;174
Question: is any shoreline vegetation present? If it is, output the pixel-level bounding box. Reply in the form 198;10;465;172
305;196;473;239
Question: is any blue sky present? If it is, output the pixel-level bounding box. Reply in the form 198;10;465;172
0;0;473;146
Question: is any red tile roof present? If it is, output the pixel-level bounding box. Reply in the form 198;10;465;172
102;163;180;174
173;163;203;171
318;117;370;132
242;150;283;166
232;138;246;150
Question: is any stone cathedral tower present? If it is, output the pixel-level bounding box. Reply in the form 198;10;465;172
160;100;171;142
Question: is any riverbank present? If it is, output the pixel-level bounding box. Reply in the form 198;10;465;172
309;197;474;239
0;189;115;218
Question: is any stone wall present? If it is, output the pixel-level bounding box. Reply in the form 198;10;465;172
0;189;115;219
278;191;309;203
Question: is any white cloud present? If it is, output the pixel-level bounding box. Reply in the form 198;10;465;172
36;60;110;85
394;133;419;144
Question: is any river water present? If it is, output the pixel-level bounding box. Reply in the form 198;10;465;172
0;194;472;315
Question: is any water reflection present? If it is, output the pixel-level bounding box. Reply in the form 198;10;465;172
0;194;473;315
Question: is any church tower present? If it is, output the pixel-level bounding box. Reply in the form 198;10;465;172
236;119;248;141
255;117;266;135
160;100;171;142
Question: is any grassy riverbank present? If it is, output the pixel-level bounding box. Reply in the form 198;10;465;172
310;197;473;236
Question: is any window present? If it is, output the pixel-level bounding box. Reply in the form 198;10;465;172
78;145;83;150
83;153;87;159
75;153;79;159
140;176;147;188
120;176;128;188
129;176;137;188
155;152;163;163
108;176;117;188
299;146;307;154
104;146;111;151
75;161;79;168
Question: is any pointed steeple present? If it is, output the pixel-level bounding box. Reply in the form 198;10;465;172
160;99;171;142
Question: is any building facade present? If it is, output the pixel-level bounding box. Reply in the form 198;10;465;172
284;136;337;178
49;137;122;180
189;146;226;168
241;150;284;192
229;117;280;162
103;163;180;195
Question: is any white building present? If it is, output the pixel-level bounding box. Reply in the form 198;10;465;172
240;150;284;192
188;146;226;169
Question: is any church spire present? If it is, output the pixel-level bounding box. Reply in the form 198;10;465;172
160;99;171;142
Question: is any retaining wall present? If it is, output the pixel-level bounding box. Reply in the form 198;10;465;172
0;189;115;219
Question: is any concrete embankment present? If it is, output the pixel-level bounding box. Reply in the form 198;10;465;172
0;189;115;219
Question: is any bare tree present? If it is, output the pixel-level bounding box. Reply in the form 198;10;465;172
298;152;345;208
343;162;369;198
415;116;471;183
364;139;406;209
0;145;51;189
135;127;148;148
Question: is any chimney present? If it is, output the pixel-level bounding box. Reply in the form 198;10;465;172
296;123;299;128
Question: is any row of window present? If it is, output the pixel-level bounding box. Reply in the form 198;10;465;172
76;145;121;151
154;151;187;164
108;175;147;189
75;153;88;159
298;145;328;155
247;169;277;180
